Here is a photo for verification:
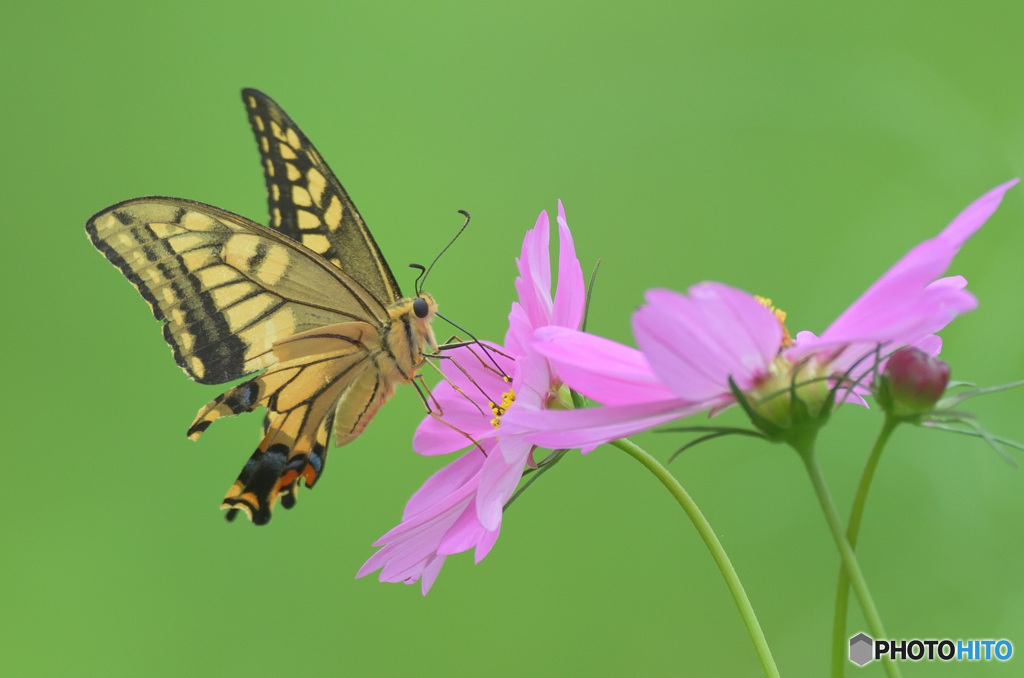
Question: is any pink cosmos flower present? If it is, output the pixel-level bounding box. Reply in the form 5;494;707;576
502;180;1018;452
357;201;585;594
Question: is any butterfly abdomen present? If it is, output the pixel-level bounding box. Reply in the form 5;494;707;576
329;294;439;444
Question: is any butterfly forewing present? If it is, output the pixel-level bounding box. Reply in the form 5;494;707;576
87;197;389;384
242;88;402;306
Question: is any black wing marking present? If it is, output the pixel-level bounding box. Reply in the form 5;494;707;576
241;88;403;307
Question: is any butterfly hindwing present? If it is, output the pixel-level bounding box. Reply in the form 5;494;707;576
86;197;389;384
242;88;402;306
187;321;398;524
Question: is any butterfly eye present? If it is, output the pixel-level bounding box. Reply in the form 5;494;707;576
413;297;430;318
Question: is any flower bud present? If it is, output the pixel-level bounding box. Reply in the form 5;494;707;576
879;347;950;417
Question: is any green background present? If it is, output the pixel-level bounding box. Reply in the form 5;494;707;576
4;2;1024;676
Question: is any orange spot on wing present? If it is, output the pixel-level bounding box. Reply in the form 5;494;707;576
301;464;319;487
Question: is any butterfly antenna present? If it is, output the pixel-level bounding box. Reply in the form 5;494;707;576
409;263;427;296
410;210;472;295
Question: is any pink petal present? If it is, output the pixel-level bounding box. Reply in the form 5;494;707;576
504;303;537;370
505;203;586;354
633;284;780;400
413;385;496;456
370;485;472;547
475;436;532;531
504;397;719;453
357;449;496;595
514;210;553;330
403;446;488;518
795;246;976;354
929;274;967;291
798;180;1017;356
913;334;942;356
941;178;1019;245
473;523;501;562
414;415;483;457
357;496;466;581
420;555;446;595
551;201;586;330
533;326;677;405
438;501;494;554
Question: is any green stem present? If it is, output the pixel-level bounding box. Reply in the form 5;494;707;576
799;447;901;678
611;438;780;678
830;416;898;678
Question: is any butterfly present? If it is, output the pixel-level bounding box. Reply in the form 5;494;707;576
86;89;440;525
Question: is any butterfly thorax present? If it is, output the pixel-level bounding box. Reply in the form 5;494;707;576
382;292;439;380
319;292;437;449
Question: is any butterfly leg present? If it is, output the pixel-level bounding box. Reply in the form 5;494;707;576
412;370;488;456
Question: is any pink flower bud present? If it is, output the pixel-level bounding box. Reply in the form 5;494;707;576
881;347;951;416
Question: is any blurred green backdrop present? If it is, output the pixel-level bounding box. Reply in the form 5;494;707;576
4;2;1024;676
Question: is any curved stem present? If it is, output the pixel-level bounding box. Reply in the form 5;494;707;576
800;448;901;678
830;416;898;677
611;438;780;678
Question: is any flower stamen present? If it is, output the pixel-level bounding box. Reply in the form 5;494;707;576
755;295;793;348
489;389;517;428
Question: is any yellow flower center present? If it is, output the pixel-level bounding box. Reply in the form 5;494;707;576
489;388;517;428
754;295;793;349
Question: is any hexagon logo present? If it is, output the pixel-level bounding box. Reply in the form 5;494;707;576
849;633;874;666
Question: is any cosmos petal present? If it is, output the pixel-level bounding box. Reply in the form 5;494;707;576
796;180;1017;357
533;326;677;405
505;397;716;453
634;284;780;400
551;201;586;330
